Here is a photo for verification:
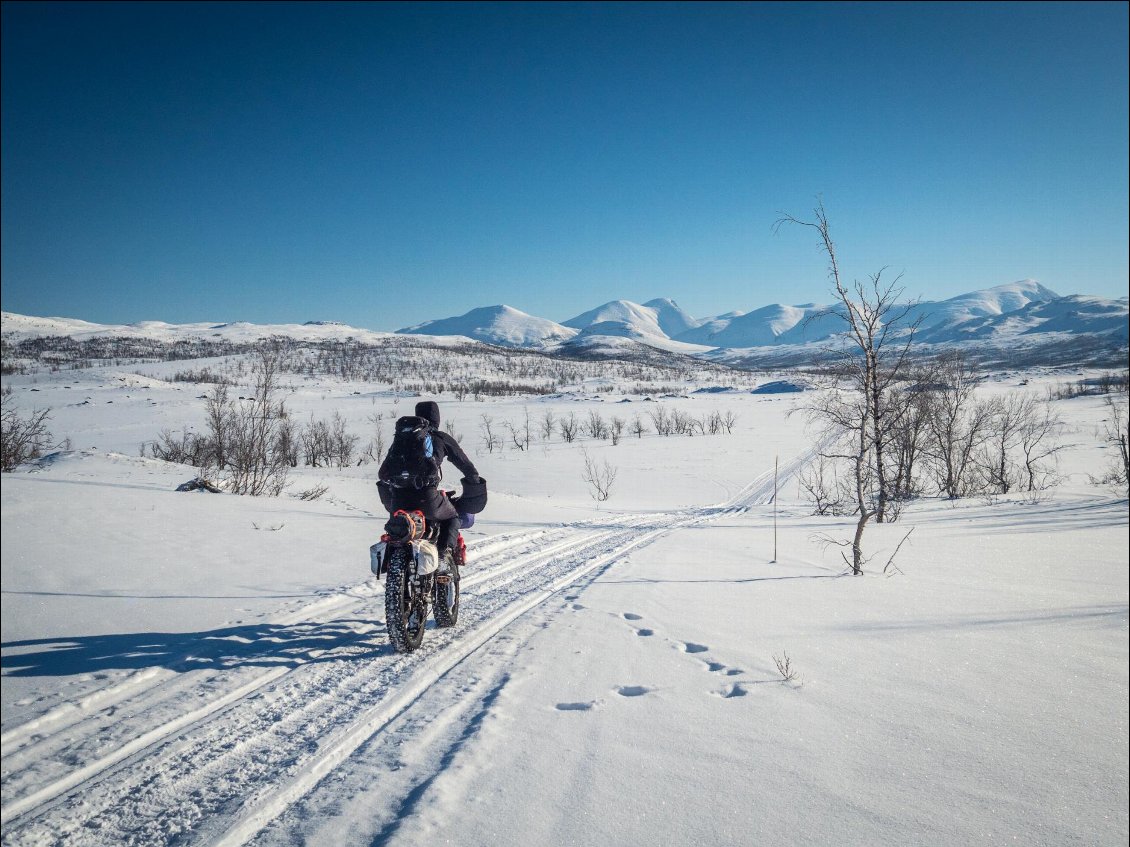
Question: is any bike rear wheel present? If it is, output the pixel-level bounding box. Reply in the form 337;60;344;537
432;551;460;628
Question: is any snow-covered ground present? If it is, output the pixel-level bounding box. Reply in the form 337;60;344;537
1;360;1126;846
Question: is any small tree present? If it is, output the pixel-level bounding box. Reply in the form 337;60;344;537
649;406;674;436
559;412;579;443
629;413;648;439
479;413;503;453
581;448;618;501
1094;395;1129;494
779;202;923;572
505;419;529;450
1;392;55;471
922;354;995;499
584;410;609;440
540;408;557;441
610;415;625;445
224;344;290;495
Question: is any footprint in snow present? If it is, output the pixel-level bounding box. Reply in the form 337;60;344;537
615;685;652;697
555;701;600;711
680;642;709;654
622;613;643;621
713;683;748;699
636;629;655;637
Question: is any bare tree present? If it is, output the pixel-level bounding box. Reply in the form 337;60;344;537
274;416;301;467
329;411;358;468
359;411;387;464
147;428;206;466
302;415;331;467
581;448;618;501
479;413;503;454
797;453;850;516
203;383;234;470
1094;395;1129;494
610;415;625;445
1017;400;1065;493
540;408;557;441
559;412;579;443
224;344;290;495
584;409;609;440
887;384;931;502
505;419;529;450
922;354;995;499
779;202;924;572
630;413;648;439
649;405;674;436
978;393;1052;494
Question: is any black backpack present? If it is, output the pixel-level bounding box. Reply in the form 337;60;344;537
383;416;441;489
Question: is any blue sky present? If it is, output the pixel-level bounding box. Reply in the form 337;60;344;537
2;1;1127;330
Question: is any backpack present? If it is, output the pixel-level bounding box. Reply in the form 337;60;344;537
383;415;441;489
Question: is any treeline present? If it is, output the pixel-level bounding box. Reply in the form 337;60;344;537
2;333;756;396
143;348;383;495
800;354;1072;518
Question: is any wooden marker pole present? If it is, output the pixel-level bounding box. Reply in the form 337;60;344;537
772;455;778;563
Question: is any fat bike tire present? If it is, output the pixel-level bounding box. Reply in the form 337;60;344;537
385;548;426;653
432;553;460;628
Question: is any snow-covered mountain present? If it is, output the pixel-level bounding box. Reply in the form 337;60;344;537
398;305;577;348
0;312;397;345
4;280;1125;368
562;298;700;343
917;293;1129;343
675;303;828;347
397;280;1121;356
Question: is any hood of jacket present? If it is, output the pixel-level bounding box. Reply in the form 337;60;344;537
414;400;441;429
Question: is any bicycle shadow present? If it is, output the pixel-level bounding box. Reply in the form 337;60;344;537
1;617;392;678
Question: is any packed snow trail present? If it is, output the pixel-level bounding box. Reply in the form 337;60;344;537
0;455;801;847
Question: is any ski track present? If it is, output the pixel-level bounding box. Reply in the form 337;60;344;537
0;453;806;846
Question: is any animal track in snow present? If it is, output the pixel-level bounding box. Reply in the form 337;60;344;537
636;629;654;637
622;613;643;621
680;642;709;654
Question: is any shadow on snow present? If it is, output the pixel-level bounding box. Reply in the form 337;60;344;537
0;617;393;678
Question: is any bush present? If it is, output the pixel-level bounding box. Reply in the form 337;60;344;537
1;388;55;471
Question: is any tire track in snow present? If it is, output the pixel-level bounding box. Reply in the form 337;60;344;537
0;525;586;818
1;519;668;845
1;454;812;845
0;524;568;760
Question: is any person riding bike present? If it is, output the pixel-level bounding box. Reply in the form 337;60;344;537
377;400;482;563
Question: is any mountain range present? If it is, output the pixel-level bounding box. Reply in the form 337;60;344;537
3;280;1127;368
399;280;1128;352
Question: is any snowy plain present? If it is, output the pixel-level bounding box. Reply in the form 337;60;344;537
1;351;1127;846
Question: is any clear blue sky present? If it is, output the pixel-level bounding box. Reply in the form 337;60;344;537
2;1;1127;330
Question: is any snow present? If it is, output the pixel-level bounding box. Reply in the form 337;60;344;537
1;355;1127;846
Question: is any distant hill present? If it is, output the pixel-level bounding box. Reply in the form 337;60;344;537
398;305;577;348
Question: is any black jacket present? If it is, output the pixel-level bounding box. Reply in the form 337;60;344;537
378;398;480;520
